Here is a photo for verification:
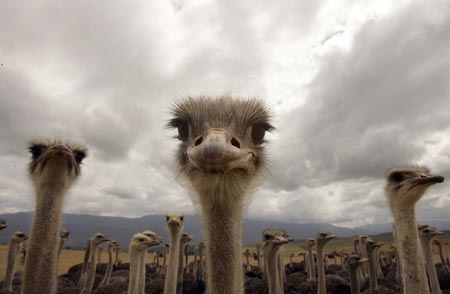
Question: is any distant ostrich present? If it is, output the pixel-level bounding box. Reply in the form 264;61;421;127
128;233;157;294
3;231;28;291
141;230;162;293
81;233;111;294
433;240;450;272
347;255;369;294
57;229;70;261
385;166;444;294
306;238;316;282
98;240;120;287
262;228;288;294
359;235;369;279
365;239;385;293
419;226;443;294
0;219;7;230
164;212;184;294
316;231;336;294
78;238;93;287
177;232;193;294
168;96;273;294
22;138;87;294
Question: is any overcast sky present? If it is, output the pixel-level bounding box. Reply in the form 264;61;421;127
1;0;449;227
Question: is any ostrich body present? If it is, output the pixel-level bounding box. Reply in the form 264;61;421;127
306;238;316;282
3;231;28;291
177;232;193;294
262;228;288;294
81;233;110;294
164;212;184;294
385;166;444;294
128;233;156;294
98;240;120;287
347;255;368;294
168;96;273;294
316;231;336;294
419;226;443;294
22;139;87;294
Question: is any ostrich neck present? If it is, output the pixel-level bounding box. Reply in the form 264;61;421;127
420;238;441;294
367;248;378;291
436;243;450;272
177;242;188;294
264;245;283;294
99;245;114;287
81;242;100;294
200;197;244;294
392;207;430;294
307;247;315;281
164;225;182;294
317;244;326;294
349;266;361;294
78;239;92;287
138;247;148;294
22;184;67;294
128;246;143;294
4;241;20;291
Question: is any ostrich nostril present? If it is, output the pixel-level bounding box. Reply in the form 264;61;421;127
194;136;203;146
230;137;241;148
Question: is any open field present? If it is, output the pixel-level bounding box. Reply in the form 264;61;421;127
1;232;449;281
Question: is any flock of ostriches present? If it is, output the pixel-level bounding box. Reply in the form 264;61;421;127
0;96;448;294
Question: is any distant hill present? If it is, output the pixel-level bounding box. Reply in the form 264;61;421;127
0;212;449;249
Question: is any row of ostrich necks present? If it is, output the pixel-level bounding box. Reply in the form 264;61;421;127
0;97;448;294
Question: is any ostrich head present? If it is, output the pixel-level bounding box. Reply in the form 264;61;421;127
366;238;383;252
108;240;120;250
0;219;7;230
166;212;184;230
91;233;110;246
167;96;273;204
181;232;194;243
130;233;156;251
306;238;316;249
317;231;336;246
28;139;87;188
419;226;443;241
385;166;444;207
11;231;28;243
262;228;289;249
347;254;368;269
60;229;70;240
140;231;163;247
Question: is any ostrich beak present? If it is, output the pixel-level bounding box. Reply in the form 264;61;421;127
415;174;445;185
431;230;444;236
187;128;256;173
359;257;369;264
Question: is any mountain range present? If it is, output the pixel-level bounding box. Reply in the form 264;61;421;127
0;212;449;250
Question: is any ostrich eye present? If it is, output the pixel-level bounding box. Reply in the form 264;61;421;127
390;172;404;182
180;216;184;221
177;120;189;141
29;145;44;159
166;216;170;221
139;238;144;242
251;122;273;145
75;151;86;165
264;234;271;240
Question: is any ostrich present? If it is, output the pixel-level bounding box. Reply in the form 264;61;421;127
57;229;70;262
164;212;184;294
140;230;162;294
433;240;450;273
365;239;385;292
385;166;444;294
244;249;252;272
128;233;157;294
22;138;87;294
306;238;316;282
359;235;369;279
316;231;336;294
3;231;28;291
0;219;6;230
167;96;273;294
98;240;120;287
177;232;193;294
419;226;443;294
347;255;369;294
262;228;288;294
78;238;93;287
81;233;111;294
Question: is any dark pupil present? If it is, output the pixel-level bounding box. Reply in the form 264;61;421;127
75;152;85;164
264;234;271;240
177;121;189;140
252;123;266;144
390;172;404;182
30;146;43;158
166;216;170;221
